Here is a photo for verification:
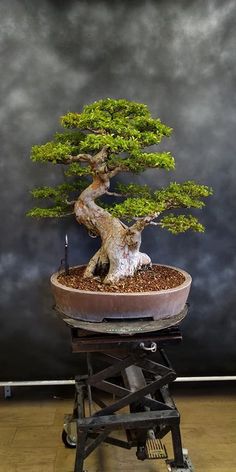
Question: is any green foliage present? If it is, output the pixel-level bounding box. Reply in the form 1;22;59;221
108;180;212;233
110;198;165;220
79;133;140;153
27;181;89;218
31;141;80;163
115;183;152;198
65;163;92;176
82;98;150;116
30;182;86;204
154;181;213;209
159;214;205;234
107;151;175;173
54;130;85;145
30;99;174;170
129;151;175;171
31;186;64;203
27;206;73;218
61;99;172;148
61;99;151;131
27;179;91;218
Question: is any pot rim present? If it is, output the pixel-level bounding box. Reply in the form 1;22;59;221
50;263;192;296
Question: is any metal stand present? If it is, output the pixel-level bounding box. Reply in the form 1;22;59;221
62;309;194;472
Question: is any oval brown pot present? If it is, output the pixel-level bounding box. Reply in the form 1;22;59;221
50;264;192;322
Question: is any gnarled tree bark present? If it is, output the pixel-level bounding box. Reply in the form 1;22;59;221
74;172;151;284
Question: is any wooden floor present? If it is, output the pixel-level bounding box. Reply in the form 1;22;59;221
0;383;235;472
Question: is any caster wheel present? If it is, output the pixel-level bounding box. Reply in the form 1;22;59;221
62;428;76;448
136;445;146;460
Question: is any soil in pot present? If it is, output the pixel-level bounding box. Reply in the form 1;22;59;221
57;265;185;293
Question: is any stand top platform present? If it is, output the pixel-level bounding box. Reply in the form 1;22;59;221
62;305;188;336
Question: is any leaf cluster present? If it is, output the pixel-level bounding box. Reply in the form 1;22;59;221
108;151;175;173
109;180;212;232
31;141;80;163
65;163;92;176
116;182;152;198
27;206;73;218
61;99;172;155
30;98;174;172
61;98;172;138
154;181;213;208
159;214;205;234
110;198;165;220
27;181;88;218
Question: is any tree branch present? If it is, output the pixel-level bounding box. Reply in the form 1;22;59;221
129;212;161;232
105;191;126;197
107;166;127;178
86;127;107;135
92;146;109;165
65;199;76;206
63;153;93;164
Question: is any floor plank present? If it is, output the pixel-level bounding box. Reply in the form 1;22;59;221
0;384;235;471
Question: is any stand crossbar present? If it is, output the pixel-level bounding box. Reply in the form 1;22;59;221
62;313;194;472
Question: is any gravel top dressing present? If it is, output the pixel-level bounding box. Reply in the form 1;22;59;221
58;265;185;293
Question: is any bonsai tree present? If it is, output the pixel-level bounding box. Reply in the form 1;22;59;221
28;98;212;284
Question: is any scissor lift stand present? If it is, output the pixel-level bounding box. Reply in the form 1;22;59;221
62;307;194;472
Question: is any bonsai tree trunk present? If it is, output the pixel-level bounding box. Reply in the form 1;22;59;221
74;175;151;284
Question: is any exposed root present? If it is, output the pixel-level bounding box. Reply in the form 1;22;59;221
103;251;152;285
83;247;109;279
139;252;152;267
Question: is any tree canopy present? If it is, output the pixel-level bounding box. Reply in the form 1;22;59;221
28;98;212;234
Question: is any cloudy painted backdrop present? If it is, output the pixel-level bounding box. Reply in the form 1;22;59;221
1;0;235;379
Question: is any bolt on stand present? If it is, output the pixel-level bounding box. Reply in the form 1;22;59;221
60;305;194;472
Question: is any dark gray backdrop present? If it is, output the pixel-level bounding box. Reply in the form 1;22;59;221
1;0;235;380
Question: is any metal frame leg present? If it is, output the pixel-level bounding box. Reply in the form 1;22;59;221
73;380;88;472
171;422;185;467
76;380;86;419
74;426;88;472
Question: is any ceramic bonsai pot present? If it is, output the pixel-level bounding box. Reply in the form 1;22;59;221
51;264;192;322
